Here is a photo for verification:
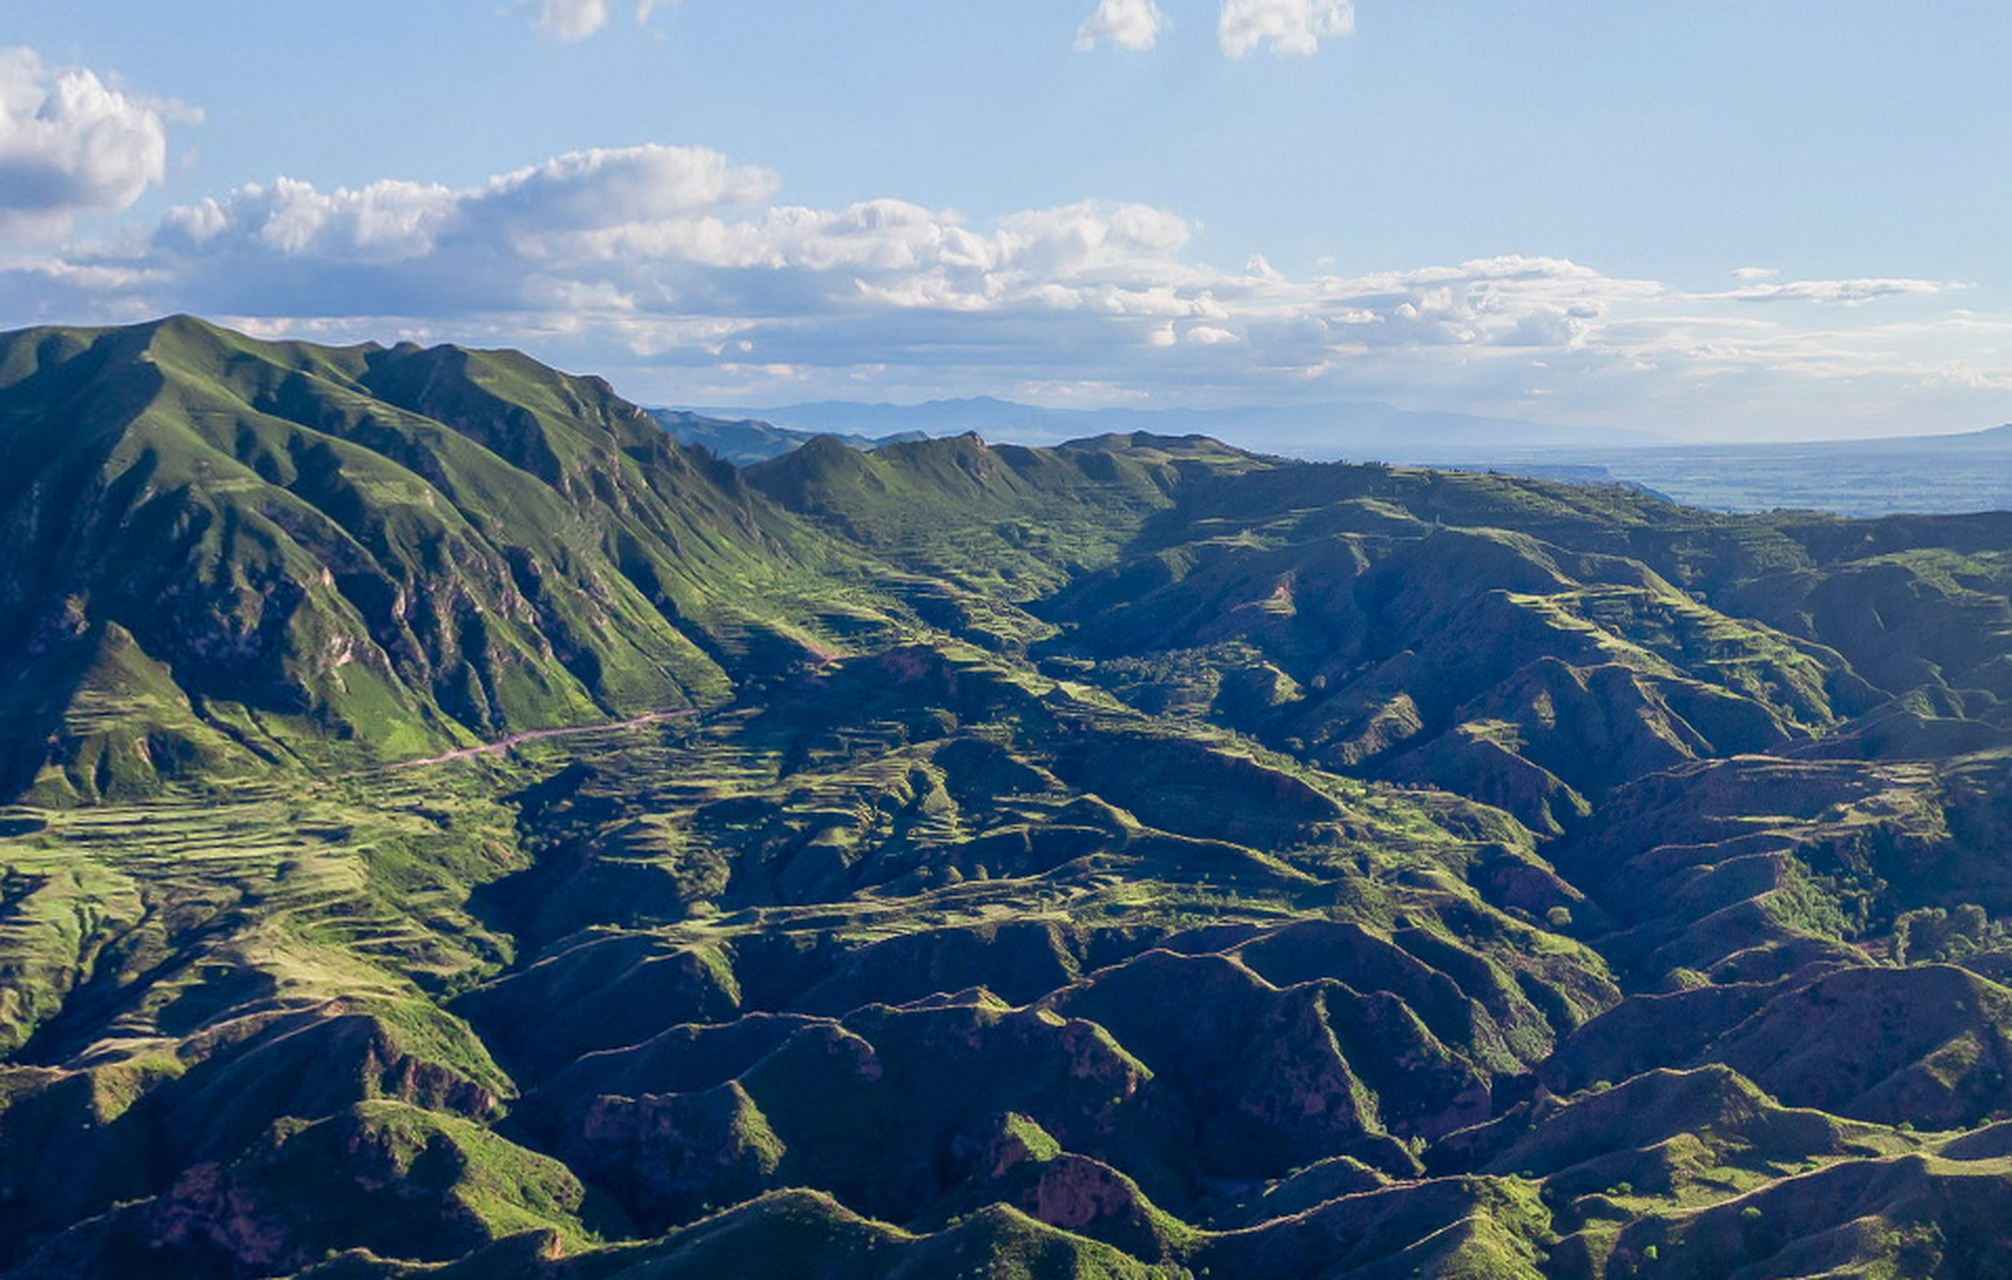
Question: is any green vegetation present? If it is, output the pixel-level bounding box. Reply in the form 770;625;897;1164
6;319;2012;1278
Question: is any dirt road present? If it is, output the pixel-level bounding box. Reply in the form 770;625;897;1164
386;709;696;769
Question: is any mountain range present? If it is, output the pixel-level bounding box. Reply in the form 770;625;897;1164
645;409;929;467
671;398;2012;519
5;317;2012;1278
689;395;1667;458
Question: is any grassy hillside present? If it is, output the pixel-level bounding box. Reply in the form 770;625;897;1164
5;319;2012;1278
0;317;867;802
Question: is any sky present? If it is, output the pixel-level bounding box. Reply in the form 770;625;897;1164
2;1;2009;442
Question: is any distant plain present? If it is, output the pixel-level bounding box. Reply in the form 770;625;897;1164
1454;438;2012;519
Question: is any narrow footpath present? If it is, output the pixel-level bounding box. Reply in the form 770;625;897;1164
386;709;696;769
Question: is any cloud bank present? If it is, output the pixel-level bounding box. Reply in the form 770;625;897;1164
0;48;193;241
0;138;1998;439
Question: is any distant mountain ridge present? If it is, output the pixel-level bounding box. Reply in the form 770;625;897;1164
1821;420;2012;450
662;399;2012;516
682;394;1668;459
693;396;2012;459
646;408;925;465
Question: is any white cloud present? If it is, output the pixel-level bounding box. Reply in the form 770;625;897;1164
0;48;193;242
159;177;459;262
1219;0;1355;58
1187;324;1241;344
1076;0;1167;51
1710;277;1961;306
535;0;611;41
1921;361;2012;392
534;0;682;40
153;145;775;268
481;144;778;226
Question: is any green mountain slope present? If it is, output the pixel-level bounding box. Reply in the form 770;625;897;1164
0;317;851;802
7;319;2012;1279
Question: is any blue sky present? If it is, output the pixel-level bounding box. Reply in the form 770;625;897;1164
2;1;2009;441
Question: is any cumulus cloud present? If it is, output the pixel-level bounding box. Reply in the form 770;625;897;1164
0;48;193;241
155;145;775;262
6;138;2004;438
1076;0;1167;51
1219;0;1355;58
